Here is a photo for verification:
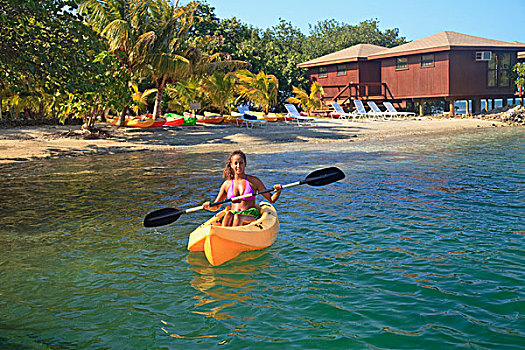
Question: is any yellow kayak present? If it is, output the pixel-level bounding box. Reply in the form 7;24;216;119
187;202;279;266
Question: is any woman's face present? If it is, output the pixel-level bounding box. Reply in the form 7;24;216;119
230;154;246;175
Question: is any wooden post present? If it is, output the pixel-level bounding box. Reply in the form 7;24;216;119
465;99;470;116
472;98;480;114
419;100;424;116
502;98;507;108
449;99;456;117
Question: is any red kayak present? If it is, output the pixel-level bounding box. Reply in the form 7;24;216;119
164;116;184;126
149;117;166;127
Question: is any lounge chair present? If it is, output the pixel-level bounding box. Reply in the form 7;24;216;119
236;105;267;128
367;101;392;120
383;102;416;118
284;104;316;126
330;102;349;120
353;100;384;120
331;102;364;121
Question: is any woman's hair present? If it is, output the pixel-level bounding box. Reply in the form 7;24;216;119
223;149;247;179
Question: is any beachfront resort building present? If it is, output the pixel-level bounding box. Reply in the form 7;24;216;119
298;31;525;115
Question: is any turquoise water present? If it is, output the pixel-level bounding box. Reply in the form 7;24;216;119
0;128;523;349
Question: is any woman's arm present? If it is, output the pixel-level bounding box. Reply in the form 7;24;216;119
251;176;282;203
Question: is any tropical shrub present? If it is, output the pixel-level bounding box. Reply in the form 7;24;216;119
236;70;279;113
203;72;238;116
287;82;325;116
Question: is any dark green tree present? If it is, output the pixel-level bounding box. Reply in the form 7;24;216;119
304;18;406;57
0;0;110;119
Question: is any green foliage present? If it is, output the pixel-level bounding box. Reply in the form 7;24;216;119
287;82;325;117
0;0;104;92
166;76;207;113
236;70;279;113
305;19;406;57
0;0;115;120
130;83;157;116
58;51;131;128
203;72;238;116
514;63;525;88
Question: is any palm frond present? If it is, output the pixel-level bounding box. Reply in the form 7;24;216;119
78;0;110;32
102;19;131;52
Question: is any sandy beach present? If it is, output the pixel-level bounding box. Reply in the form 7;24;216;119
0;117;512;164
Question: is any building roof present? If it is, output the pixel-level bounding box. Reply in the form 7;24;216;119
368;31;525;59
297;44;387;68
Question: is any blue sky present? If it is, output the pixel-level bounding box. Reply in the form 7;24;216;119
200;0;525;44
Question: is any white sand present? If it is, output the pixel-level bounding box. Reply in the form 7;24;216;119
0;117;510;164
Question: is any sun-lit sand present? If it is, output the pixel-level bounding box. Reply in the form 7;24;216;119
0;117;512;164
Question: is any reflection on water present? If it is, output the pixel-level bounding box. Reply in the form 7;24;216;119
0;127;523;348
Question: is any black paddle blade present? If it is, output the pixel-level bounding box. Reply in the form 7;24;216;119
303;167;345;186
143;208;183;227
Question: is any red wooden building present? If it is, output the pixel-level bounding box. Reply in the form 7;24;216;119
298;31;525;115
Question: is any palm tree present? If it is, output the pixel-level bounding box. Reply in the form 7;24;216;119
134;0;199;118
287;82;325;117
165;51;248;113
79;0;151;125
166;75;206;114
203;72;238;117
236;70;278;114
130;83;157;115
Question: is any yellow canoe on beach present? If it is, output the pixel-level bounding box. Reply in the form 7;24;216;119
187;202;279;266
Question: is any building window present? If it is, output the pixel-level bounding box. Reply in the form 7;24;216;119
421;54;434;67
488;52;511;88
396;57;408;70
318;67;327;78
476;51;492;61
498;53;511;87
336;64;347;76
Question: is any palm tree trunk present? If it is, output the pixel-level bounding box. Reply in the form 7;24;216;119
118;106;128;127
152;76;167;119
89;105;99;130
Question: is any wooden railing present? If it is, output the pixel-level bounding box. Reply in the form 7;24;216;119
324;82;393;104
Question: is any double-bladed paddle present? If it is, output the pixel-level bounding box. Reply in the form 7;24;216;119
143;166;345;228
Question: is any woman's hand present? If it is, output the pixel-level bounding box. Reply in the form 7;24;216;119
270;184;282;203
203;201;212;211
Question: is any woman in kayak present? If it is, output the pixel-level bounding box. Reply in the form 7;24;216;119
203;150;282;226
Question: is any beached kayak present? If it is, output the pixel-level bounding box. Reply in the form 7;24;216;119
149;117;166;127
164;115;184;126
199;112;224;124
107;116;155;128
187;202;279;266
126;118;155;128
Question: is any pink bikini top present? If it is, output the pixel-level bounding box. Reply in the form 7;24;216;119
227;179;255;201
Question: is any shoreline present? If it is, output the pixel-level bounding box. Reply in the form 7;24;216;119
0;117;518;164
